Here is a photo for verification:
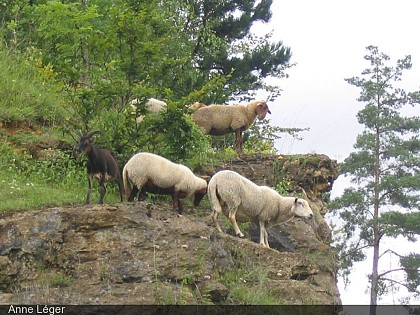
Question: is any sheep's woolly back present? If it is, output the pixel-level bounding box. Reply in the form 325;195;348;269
208;170;282;221
191;100;270;135
209;170;312;225
129;98;167;123
146;98;167;113
123;152;207;197
209;170;313;248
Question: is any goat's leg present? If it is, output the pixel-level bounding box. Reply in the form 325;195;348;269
117;180;124;203
86;175;92;204
98;175;106;204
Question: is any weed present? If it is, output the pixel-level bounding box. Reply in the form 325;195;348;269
275;178;292;195
47;272;73;288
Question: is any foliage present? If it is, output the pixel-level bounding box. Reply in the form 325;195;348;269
331;46;420;306
1;0;293;159
275;178;291;195
0;0;298;212
0;45;68;125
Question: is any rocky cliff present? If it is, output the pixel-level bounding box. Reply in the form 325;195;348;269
0;154;341;306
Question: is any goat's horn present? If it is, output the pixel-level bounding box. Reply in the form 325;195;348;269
86;130;102;138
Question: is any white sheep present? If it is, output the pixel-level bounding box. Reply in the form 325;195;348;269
129;98;167;123
208;170;313;248
122;152;207;214
191;100;271;154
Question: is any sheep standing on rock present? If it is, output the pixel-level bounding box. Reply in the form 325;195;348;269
191;100;271;155
130;98;167;123
122;152;207;214
208;170;313;248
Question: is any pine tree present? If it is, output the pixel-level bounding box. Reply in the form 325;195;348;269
331;46;420;314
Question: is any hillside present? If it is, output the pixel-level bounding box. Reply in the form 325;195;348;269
0;153;341;308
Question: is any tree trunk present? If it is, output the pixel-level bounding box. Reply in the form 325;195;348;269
370;94;382;315
370;221;380;315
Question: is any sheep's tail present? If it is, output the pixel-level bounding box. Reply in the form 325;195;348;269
122;165;131;200
208;179;222;214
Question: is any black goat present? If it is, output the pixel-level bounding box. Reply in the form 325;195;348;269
74;131;124;204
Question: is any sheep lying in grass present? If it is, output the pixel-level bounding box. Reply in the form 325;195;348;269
122;152;207;214
208;170;313;248
191;100;271;154
130;98;167;123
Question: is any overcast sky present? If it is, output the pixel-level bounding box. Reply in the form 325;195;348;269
253;0;420;305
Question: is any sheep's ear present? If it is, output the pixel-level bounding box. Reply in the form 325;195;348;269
199;175;211;183
294;198;298;204
256;101;271;116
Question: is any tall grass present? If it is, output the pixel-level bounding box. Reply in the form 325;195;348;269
0;47;68;125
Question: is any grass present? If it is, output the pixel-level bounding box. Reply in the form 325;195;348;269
0;141;123;212
218;242;284;305
0;47;69;125
221;265;282;305
0;168;124;212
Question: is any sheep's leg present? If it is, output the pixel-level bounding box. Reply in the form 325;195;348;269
228;204;244;238
138;187;146;201
128;186;139;202
259;221;268;248
86;175;92;204
235;129;243;155
173;190;183;214
137;180;148;201
211;210;223;233
264;229;270;248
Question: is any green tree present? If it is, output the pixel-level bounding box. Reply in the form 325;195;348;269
331;46;420;313
1;0;294;160
167;0;292;102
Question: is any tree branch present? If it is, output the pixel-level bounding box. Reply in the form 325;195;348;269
378;268;406;278
381;277;420;295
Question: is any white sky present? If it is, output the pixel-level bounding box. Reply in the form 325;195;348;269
253;0;420;305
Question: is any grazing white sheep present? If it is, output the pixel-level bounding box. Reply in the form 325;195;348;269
191;100;271;154
208;170;313;248
130;98;167;123
122;152;207;214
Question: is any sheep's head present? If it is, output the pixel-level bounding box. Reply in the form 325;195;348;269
254;101;271;120
189;102;207;111
73;130;101;160
193;186;207;207
290;198;313;219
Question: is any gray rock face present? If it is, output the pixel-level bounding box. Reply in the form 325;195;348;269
0;154;341;305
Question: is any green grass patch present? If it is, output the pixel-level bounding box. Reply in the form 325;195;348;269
0;47;69;126
0;139;122;212
221;265;282;305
